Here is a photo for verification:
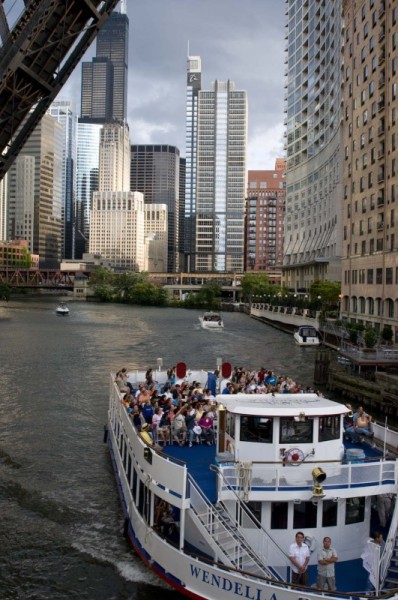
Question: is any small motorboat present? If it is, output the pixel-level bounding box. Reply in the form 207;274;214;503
55;302;69;316
198;311;224;330
293;324;320;345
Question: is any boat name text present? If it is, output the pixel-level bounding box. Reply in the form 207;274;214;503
189;565;276;600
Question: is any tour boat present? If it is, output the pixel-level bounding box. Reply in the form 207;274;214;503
55;302;69;316
293;325;320;346
199;311;224;330
105;360;398;600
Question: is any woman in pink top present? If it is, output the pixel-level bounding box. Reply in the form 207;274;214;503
198;411;214;445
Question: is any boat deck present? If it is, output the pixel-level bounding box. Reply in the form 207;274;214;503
164;438;389;594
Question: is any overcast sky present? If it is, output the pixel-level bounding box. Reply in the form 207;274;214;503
60;0;286;170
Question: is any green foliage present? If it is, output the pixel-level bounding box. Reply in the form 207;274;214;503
364;327;378;349
89;267;115;287
309;281;341;306
126;282;168;306
240;273;271;302
0;282;11;301
381;325;393;342
349;329;359;344
93;284;115;302
196;282;222;309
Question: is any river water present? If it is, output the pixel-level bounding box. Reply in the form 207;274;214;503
0;300;319;600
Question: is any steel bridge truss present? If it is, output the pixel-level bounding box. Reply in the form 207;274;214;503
0;0;120;181
0;269;88;288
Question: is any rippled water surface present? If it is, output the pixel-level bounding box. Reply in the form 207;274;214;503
0;300;319;599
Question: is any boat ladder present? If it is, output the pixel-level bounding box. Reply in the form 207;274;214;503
379;495;398;590
188;475;282;581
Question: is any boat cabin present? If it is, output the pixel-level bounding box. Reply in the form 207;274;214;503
218;393;348;463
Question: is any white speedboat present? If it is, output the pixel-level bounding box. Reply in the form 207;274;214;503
199;311;224;330
105;360;398;600
294;325;320;345
55;302;69;316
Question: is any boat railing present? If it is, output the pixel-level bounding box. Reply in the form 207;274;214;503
218;458;397;496
188;473;282;579
210;463;290;581
380;493;398;586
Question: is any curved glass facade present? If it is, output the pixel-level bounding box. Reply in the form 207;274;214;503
283;0;343;291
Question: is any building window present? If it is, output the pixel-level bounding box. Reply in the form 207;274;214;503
367;269;373;284
386;268;393;284
376;268;383;284
345;497;365;525
271;502;288;529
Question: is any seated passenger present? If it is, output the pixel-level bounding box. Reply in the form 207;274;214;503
345;406;373;443
198;411;214;445
172;408;187;446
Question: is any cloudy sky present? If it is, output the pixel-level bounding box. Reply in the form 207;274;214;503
60;0;286;170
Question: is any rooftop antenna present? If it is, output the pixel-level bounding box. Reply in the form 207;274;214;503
187;40;190;58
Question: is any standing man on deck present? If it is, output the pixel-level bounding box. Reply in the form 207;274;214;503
289;531;311;585
317;536;338;590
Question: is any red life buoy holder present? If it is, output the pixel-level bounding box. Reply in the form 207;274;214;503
284;447;304;464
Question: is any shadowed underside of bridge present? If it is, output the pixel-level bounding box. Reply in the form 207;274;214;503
0;0;120;181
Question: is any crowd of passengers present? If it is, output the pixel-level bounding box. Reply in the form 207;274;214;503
114;366;318;448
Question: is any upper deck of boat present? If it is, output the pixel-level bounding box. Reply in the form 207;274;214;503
219;392;349;416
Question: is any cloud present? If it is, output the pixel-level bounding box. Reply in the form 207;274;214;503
59;0;286;170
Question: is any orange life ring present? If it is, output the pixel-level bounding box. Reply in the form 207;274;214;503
284;447;304;464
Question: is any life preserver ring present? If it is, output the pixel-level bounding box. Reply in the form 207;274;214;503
304;534;318;553
284;447;304;464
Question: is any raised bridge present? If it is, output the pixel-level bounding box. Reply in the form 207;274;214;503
0;0;119;181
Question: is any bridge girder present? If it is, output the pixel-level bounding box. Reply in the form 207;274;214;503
0;0;120;181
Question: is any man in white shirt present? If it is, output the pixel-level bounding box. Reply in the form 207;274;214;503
289;531;311;585
317;537;338;591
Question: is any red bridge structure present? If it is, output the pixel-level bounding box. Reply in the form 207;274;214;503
0;269;90;289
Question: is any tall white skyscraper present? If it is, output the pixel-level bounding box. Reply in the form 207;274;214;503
184;56;247;272
196;79;247;272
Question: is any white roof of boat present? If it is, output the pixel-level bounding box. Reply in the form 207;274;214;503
216;393;349;417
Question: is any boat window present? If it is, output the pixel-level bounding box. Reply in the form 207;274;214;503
319;415;341;441
226;412;235;439
271;502;288;529
345;497;365;524
131;467;137;500
243;501;262;527
240;416;273;443
322;499;338;527
293;501;317;529
279;417;313;444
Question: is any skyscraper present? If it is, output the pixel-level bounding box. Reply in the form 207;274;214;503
81;10;129;123
195;79;248;272
282;0;343;292
76;120;102;257
7;113;63;267
48;101;77;259
131;144;180;272
184;56;201;272
89;122;146;271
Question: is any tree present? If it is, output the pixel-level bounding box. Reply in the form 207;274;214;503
240;273;271;305
89;267;114;287
381;325;393;343
196;282;222;309
0;282;11;301
364;327;378;349
309;281;341;308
